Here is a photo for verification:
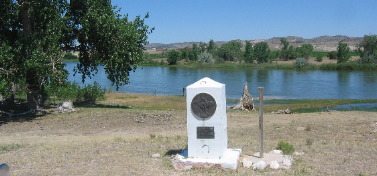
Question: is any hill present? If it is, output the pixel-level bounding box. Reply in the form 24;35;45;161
145;35;363;51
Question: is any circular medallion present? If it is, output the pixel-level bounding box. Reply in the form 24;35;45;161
191;93;216;119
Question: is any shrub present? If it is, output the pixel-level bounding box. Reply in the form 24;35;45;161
76;82;106;103
276;141;295;155
47;82;106;104
198;52;215;64
294;57;308;68
315;55;323;62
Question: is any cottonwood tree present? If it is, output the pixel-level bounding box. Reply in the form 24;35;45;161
359;35;377;64
254;42;270;64
0;0;153;110
244;41;254;63
336;42;350;63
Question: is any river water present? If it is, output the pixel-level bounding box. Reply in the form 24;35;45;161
65;62;377;99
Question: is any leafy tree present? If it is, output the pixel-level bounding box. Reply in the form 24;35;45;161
216;41;242;61
327;51;337;60
167;50;180;65
244;41;254;63
280;38;291;61
336;42;350;63
297;44;313;59
207;39;216;53
280;38;289;51
0;0;153;109
358;35;377;64
199;42;207;53
254;42;270;64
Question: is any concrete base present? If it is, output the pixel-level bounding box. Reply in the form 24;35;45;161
172;149;241;170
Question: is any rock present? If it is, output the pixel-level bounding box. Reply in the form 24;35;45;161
270;160;280;169
271;150;283;154
56;101;75;113
252;160;267;170
297;127;306;131
277;110;284;114
294;152;305;156
62;101;73;109
152;153;161;158
284;109;292;114
242;158;253;168
283;155;292;167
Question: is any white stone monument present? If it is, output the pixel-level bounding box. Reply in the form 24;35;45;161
180;77;241;170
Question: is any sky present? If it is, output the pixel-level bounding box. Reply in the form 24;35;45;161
111;0;377;44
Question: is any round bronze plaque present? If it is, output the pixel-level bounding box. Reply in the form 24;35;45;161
191;93;216;119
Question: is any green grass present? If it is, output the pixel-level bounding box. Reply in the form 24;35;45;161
261;99;377;113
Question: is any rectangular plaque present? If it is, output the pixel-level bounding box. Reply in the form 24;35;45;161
197;127;215;139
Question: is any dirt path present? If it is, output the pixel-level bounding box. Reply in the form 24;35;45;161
1;108;376;175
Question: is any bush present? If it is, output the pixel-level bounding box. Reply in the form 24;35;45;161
276;141;295;155
47;82;105;104
198;52;215;64
315;55;323;62
76;82;106;103
294;57;308;68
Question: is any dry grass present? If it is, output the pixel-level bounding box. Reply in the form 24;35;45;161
1;96;376;175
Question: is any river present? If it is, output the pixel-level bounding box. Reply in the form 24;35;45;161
65;62;377;99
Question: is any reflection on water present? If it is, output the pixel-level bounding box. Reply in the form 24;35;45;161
65;62;377;99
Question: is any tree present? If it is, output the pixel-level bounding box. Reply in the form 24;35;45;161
358;35;377;64
0;0;153;109
216;41;242;61
244;41;254;63
280;38;291;61
207;39;216;53
336;42;350;63
327;51;337;60
296;44;313;59
254;42;270;64
167;50;180;65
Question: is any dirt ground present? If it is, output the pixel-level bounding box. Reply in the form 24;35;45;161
1;107;376;175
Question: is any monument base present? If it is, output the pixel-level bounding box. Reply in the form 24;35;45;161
172;149;241;170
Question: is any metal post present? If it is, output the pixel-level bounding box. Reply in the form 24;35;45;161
258;87;264;158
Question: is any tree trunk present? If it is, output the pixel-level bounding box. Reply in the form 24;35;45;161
232;83;255;111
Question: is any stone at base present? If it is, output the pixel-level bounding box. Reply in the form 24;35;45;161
172;149;241;170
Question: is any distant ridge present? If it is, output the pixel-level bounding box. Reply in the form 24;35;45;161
145;35;363;51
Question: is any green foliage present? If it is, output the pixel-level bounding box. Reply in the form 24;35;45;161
327;51;337;60
269;50;281;61
337;42;351;63
319;62;377;71
276;141;295;155
244;41;254;63
297;44;314;59
0;0;153;108
76;82;106;103
167;50;180;65
64;52;78;61
280;38;296;60
207;39;216;53
359;35;377;64
295;58;308;68
198;52;215;64
47;82;105;103
315;55;323;62
254;42;270;63
216;41;242;61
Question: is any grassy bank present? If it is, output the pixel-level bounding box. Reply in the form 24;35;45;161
100;93;377;113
